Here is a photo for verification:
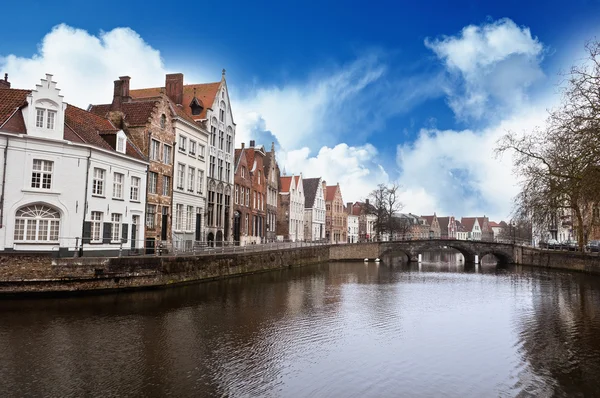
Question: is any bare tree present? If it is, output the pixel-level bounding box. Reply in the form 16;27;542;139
497;40;600;251
391;216;413;240
362;183;404;240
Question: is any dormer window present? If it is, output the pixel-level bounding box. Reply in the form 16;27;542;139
36;109;44;128
47;111;56;129
117;136;125;153
190;98;203;116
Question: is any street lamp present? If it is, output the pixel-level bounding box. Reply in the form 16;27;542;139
511;221;516;245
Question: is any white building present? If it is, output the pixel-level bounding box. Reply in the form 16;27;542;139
170;101;209;251
347;214;359;243
303;177;326;241
0;74;147;256
461;217;482;240
278;174;305;241
131;71;235;246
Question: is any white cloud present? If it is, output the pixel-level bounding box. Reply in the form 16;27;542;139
396;104;550;221
425;18;545;120
282;143;390;204
0;24;215;108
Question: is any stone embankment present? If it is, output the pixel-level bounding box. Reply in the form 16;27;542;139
3;243;600;296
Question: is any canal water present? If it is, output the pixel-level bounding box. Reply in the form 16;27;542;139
2;253;600;397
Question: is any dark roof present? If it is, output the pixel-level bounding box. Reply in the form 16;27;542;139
303;177;321;208
89;100;158;127
461;217;477;232
0;89;29;129
64;104;117;151
437;217;450;234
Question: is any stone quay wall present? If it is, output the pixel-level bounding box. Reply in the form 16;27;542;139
0;246;329;295
329;242;380;261
521;247;600;275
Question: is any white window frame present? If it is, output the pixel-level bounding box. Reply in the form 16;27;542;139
177;163;185;190
47;110;56;130
148;172;158;194
197;170;204;194
111;213;122;242
117;136;125;153
36;108;45;128
113;172;124;199
163;144;172;165
146;204;156;229
178;135;187;152
90;211;103;242
163;175;171;196
175;204;184;231
186;205;194;231
199;144;205;159
189;140;197;156
188;167;195;192
31;159;53;190
130;176;140;201
14;204;60;243
92;168;105;196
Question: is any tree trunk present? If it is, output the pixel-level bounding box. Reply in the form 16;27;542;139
575;205;585;252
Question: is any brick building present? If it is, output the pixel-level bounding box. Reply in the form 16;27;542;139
325;183;346;243
264;142;280;242
129;71;236;246
90;76;175;253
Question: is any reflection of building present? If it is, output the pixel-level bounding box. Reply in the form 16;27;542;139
129;70;235;246
325;183;346;243
277;174;305;241
303;177;326;241
1;74;147;256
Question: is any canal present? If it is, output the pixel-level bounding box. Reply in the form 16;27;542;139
2;252;600;397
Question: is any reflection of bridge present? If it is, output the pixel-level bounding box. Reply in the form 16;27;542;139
379;239;517;264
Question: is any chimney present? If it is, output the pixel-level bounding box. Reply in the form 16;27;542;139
241;142;245;149
0;73;10;89
249;140;255;147
165;73;184;105
365;199;370;206
111;76;131;111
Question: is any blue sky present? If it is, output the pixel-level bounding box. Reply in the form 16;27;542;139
2;0;600;220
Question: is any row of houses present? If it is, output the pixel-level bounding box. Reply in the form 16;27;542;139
0;71;235;255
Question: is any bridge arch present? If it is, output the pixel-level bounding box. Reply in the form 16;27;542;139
478;251;511;265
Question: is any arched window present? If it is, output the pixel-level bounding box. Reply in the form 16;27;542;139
160;114;166;129
14;204;60;242
219;101;226;122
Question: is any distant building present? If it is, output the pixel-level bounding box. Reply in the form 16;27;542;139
421;214;441;239
437;216;456;239
460;217;482;240
277;174;304;241
264;142;280;242
303;177;326;241
325;183;346;243
455;220;469;240
347;207;359;243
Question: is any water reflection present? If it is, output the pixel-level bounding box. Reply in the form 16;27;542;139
1;257;600;396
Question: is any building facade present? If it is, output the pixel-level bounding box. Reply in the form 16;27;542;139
347;212;359;243
130;71;235;246
90;76;175;253
264;142;279;242
461;217;482;240
0;74;147;256
421;214;441;239
277;174;305;241
438;216;456;239
303;177;326;241
325;183;346;243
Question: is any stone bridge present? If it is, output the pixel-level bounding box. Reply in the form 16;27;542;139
331;240;520;264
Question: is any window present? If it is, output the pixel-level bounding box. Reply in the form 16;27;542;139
177;163;185;190
130;176;140;201
90;211;103;242
163;144;172;165
117;136;125;153
258;170;261;184
197;170;204;194
226;134;232;153
93;168;105;196
163;175;171;196
246;188;250;206
47;110;56;129
199;144;205;158
31;159;53;189
209;156;216;178
160;114;166;129
218;159;223;180
241;167;246;178
36;109;44;128
146;204;156;228
186;205;194;231
220;101;226;122
175;204;184;230
179;135;187;152
211;126;217;146
188;167;195;192
219;130;224;150
148;172;158;194
14;205;60;242
189;140;197;156
150;139;160;161
235;185;239;204
226;162;231;182
111;213;121;242
113;173;124;199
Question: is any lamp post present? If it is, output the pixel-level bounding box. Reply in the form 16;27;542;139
512;221;516;245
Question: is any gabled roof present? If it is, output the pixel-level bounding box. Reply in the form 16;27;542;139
303;177;321;208
437;217;450;233
421;215;436;226
326;185;338;201
130;82;221;120
461;217;478;232
455;220;467;232
0;88;30;130
279;176;293;193
488;221;501;228
89;100;159;127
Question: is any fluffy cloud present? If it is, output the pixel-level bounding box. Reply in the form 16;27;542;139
425;18;545;120
396;103;550;221
0;24;214;108
282;143;390;205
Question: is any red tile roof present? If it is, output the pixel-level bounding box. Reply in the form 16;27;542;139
280;176;293;193
326;185;337;201
130;82;221;120
0;89;29;129
89;100;158;127
421;215;436;226
460;217;477;232
488;221;501;228
64;104;117;151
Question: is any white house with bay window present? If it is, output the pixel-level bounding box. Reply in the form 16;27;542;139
171;105;209;250
0;74;148;256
